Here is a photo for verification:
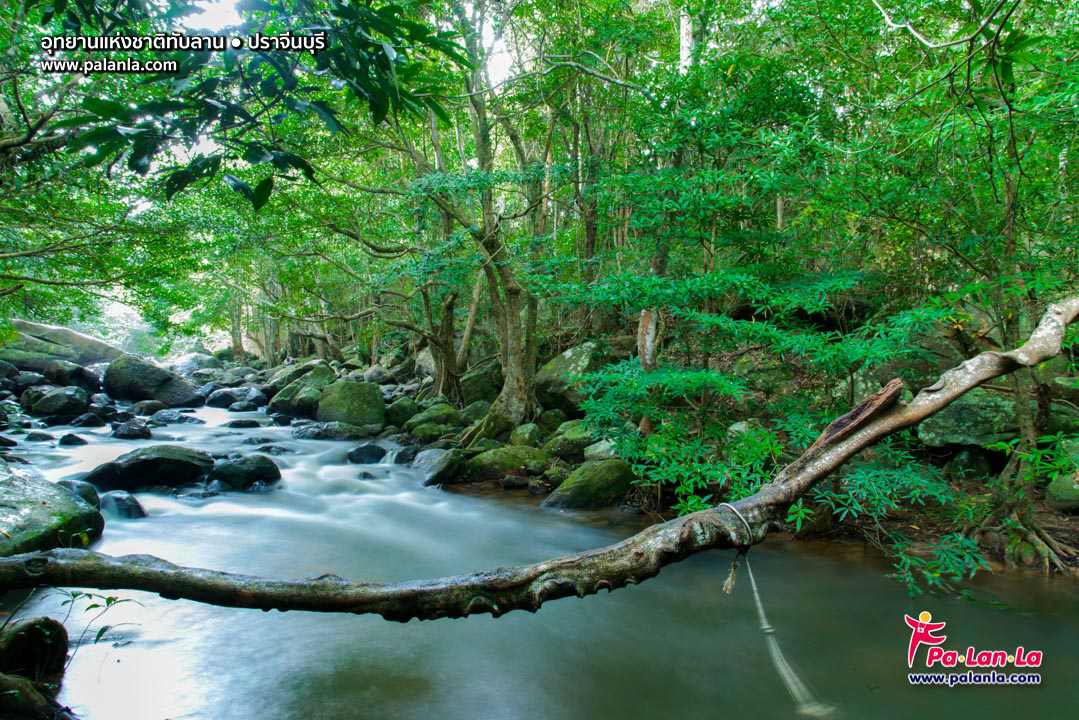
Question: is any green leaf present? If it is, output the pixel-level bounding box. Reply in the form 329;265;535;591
252;175;274;210
223;173;253;202
82;98;129;119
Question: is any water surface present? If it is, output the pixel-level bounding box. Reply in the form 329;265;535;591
7;408;1077;719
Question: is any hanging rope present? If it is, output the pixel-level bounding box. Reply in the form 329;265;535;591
719;504;837;719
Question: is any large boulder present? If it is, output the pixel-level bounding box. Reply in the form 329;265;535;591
415;347;436;378
41;358;100;392
466;446;548;482
104;354;202;407
542;459;636;509
460;362;503;405
0;460;103;556
82;445;214;492
913;388;1079;447
413;448;465;486
170;352;221;376
316;380;385;428
10;320;123;365
28;386;88;417
534;342;607;416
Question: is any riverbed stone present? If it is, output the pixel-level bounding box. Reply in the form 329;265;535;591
58;433;87;447
466;446;548;482
82;445;214;492
414;448;465;486
28;386;88;417
347;443;388;464
56;479;100;508
104;354;203;407
316;380;385;428
71;413;106;428
210;454;281;490
542;459;636;509
130;399;168;416
112;418;152;440
206;387;246;407
149;409;205;425
290;421;372;441
100;490;148;518
0;460;104;556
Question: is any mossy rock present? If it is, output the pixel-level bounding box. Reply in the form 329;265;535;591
460;400;491;425
541;419;596;462
265;359;324;392
460;362;503;405
404;403;461;431
316;380;385;429
1047;440;1079;511
82;445;214;492
210;454;282;491
103;354;202;407
732;351;794;399
290;421;372;441
414;448;466;486
534;342;608;416
29;386;88;417
386;397;421;427
0;460;104;556
537;408;568;432
410;422;452;444
541;459;636;509
466;446;548;482
917;388;1018;447
464;437;503;456
268;371;332;418
509;423;544;448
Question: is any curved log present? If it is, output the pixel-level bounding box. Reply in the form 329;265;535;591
1;295;1077;621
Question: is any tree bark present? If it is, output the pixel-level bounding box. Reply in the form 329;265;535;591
2;296;1076;619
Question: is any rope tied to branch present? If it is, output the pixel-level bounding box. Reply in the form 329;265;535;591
718;503;836;718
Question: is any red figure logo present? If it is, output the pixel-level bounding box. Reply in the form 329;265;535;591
905;611;947;667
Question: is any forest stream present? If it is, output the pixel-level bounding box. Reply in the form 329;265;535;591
4;406;1077;720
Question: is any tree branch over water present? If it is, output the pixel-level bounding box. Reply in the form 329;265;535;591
1;295;1077;621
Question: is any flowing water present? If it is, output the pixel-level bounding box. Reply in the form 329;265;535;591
5;407;1078;719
